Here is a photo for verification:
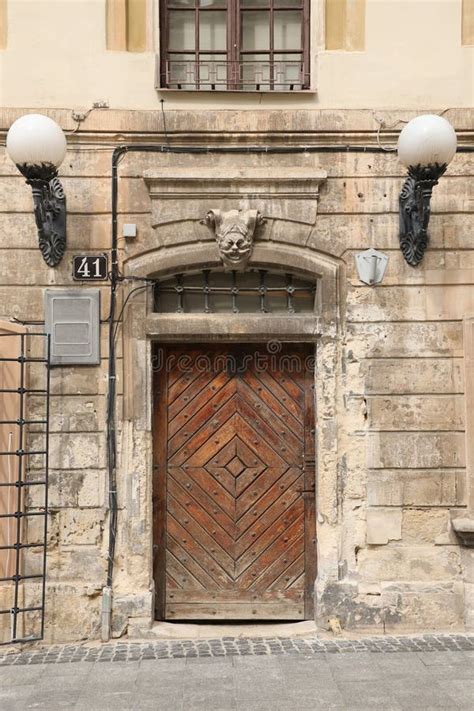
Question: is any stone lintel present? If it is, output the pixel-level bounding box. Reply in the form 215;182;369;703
144;168;327;202
145;314;321;341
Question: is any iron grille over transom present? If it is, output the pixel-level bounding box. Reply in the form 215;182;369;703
153;270;316;314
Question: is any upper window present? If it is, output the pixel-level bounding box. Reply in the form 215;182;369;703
159;1;310;91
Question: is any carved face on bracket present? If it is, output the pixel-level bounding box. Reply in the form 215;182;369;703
202;209;265;270
218;222;253;266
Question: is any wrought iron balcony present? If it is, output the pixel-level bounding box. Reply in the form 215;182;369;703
164;59;309;91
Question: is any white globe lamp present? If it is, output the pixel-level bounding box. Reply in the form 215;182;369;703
398;115;457;268
6;113;67;180
398;114;457;169
6;114;67;266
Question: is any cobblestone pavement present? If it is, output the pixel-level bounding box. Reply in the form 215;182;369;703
0;633;474;665
0;636;474;710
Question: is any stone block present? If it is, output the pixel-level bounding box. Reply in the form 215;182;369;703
42;583;101;644
367;474;403;506
365;395;464;431
269;219;311;246
0;287;46;321
402;509;454;545
340;444;366;499
464;582;474;630
27;469;106;510
0;250;53;286
347;322;463;360
58;509;104;546
460;548;474;584
49;396;100;433
47;367;106;396
366;432;465;469
404;471;464;507
111;592;154;638
150;220;211;248
27;472;70;509
69;214;113;250
316;581;385;632
357;546;462;582
46;548;107;585
382;589;464;632
69;176;152;215
151;196;319;227
49;433;105;470
348;285;474;322
127;616;154;638
367;470;464;507
366;508;402;545
77;470;105;508
343;395;367;432
320;175;472;216
28;395;103;434
341;501;367;559
26;511;59;547
308;213;474;257
364;358;463;395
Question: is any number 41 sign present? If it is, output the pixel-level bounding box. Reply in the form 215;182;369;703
72;255;108;281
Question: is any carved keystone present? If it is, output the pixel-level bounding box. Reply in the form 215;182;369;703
201;208;265;270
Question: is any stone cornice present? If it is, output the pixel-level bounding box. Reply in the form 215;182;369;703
144;168;327;202
1;108;474;143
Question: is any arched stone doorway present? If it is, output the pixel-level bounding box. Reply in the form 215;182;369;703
121;234;343;625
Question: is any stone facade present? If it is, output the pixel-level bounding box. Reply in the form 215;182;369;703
0;1;474;644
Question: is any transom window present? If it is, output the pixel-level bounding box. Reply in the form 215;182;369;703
153;269;316;314
159;1;310;91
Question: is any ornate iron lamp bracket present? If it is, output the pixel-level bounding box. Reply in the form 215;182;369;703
17;162;66;267
399;162;446;267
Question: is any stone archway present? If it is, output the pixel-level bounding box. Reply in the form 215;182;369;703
119;227;344;629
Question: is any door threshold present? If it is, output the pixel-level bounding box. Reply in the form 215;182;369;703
129;620;317;641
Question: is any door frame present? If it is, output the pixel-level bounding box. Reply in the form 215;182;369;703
152;341;317;621
121;241;342;631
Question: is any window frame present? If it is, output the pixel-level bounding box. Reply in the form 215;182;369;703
159;1;311;92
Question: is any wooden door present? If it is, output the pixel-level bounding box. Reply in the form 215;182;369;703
153;344;316;620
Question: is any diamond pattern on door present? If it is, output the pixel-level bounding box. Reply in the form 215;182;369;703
153;345;316;620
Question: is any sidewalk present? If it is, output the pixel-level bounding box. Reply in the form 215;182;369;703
1;636;473;710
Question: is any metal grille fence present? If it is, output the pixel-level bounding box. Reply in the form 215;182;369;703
0;332;50;645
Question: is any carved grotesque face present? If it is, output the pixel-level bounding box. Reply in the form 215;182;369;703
217;223;253;266
202;208;264;270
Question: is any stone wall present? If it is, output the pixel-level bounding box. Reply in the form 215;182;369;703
0;108;473;642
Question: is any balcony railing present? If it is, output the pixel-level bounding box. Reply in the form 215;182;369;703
164;59;309;91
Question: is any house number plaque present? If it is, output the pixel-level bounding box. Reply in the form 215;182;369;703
72;255;108;281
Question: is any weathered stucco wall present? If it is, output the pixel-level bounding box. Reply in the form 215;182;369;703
0;0;472;109
0;107;473;642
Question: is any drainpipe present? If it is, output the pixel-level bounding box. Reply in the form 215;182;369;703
101;586;112;642
102;146;127;642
